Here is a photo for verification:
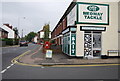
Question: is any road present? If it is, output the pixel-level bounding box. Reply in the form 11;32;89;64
1;44;119;80
2;43;40;70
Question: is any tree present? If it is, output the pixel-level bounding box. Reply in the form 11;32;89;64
25;32;37;42
13;27;19;45
43;24;50;41
13;27;19;38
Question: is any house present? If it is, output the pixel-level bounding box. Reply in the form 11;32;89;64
0;27;8;39
32;35;38;44
51;0;120;58
37;29;51;44
37;30;44;44
1;24;15;39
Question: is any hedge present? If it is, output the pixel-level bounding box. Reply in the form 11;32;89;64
2;38;14;45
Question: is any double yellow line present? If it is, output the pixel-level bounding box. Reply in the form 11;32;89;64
52;64;120;67
11;50;31;64
11;50;120;67
11;49;43;67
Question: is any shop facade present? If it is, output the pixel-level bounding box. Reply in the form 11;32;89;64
51;0;120;58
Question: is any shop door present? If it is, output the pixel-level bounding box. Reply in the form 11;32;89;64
84;31;101;58
93;33;101;57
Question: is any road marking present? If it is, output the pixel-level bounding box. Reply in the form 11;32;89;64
10;45;120;68
11;64;14;66
1;45;42;74
11;50;31;64
1;50;31;74
1;69;7;74
6;66;11;69
52;64;120;67
11;45;42;65
14;61;120;68
1;63;15;74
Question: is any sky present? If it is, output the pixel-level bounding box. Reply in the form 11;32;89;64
1;0;73;37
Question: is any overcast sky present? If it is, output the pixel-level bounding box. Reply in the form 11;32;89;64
2;0;73;37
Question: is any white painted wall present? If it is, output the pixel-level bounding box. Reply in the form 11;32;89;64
1;25;15;39
102;2;118;56
118;2;120;56
49;32;51;38
34;36;38;43
76;25;84;57
40;32;44;38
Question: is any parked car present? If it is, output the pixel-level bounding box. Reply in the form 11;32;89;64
19;40;28;47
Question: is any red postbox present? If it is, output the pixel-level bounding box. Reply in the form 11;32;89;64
44;41;50;49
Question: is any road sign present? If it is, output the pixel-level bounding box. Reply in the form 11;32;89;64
46;50;52;58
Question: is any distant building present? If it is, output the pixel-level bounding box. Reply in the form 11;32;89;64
37;30;44;44
37;30;51;44
39;30;44;39
49;32;51;39
33;35;38;43
0;27;8;39
1;24;15;39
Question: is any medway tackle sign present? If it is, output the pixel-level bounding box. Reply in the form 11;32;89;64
77;2;109;25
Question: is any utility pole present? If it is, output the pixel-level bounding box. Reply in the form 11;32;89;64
21;29;23;39
18;17;26;39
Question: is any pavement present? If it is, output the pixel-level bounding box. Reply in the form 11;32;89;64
16;45;119;66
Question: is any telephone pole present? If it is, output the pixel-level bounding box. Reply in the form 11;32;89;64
21;29;23;38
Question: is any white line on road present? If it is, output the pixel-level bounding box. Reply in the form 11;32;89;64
1;69;7;74
41;67;44;68
1;63;15;74
10;64;14;66
6;66;11;69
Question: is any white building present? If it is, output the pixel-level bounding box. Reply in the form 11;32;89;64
40;31;44;38
49;32;51;38
33;36;38;43
1;24;15;39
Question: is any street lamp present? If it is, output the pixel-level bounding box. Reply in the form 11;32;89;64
18;17;26;39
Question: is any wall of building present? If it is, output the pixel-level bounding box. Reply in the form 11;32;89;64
34;36;38;43
118;1;120;55
102;2;118;56
2;32;8;38
51;15;67;45
40;32;44;38
1;25;15;39
76;24;84;57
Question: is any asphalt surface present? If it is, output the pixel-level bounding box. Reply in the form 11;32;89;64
2;43;40;70
2;65;119;79
1;44;119;79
